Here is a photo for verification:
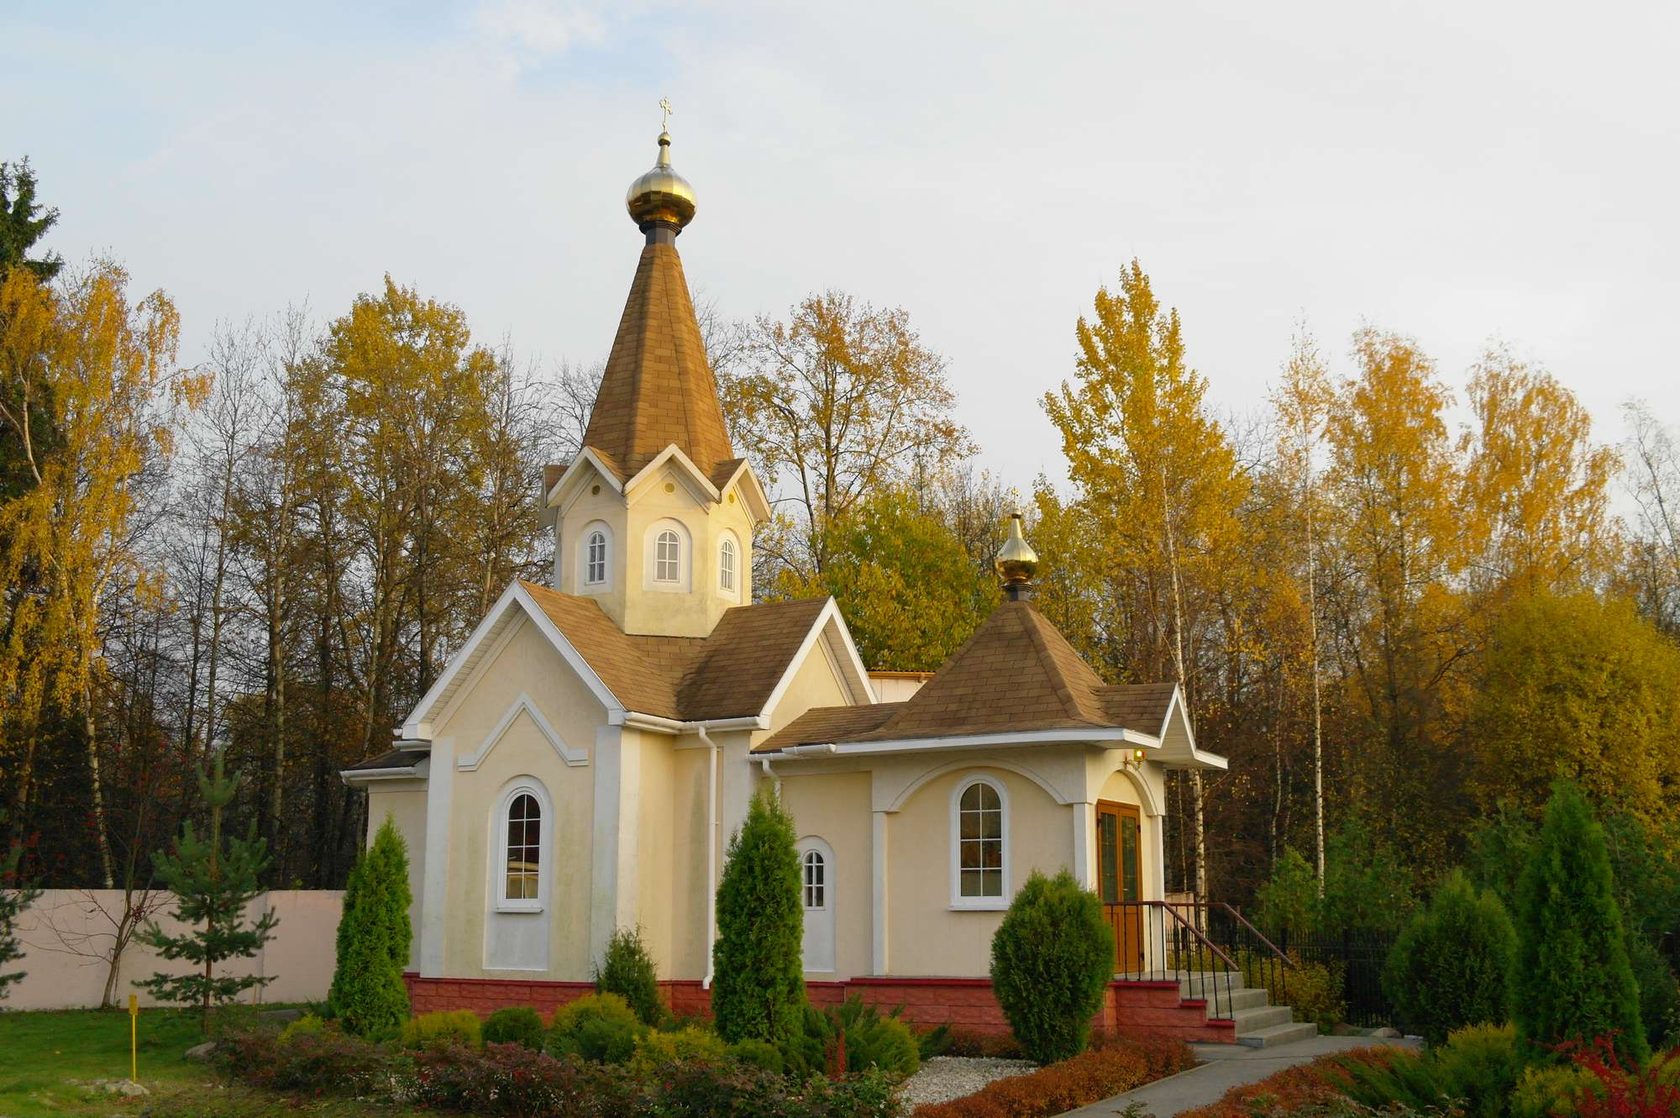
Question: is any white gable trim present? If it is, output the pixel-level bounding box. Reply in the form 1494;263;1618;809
1154;686;1228;771
714;460;773;524
624;445;720;503
547;449;626;507
759;599;877;722
402;581;625;740
456;693;588;772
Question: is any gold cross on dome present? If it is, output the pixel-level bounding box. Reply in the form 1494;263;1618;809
659;97;673;131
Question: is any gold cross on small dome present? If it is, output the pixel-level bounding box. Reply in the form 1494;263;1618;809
659;97;673;131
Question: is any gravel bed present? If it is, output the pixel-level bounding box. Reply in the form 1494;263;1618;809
899;1055;1036;1108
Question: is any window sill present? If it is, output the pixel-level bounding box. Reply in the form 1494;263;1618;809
495;902;545;915
947;902;1008;912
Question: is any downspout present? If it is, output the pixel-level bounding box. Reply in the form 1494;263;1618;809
699;726;720;990
760;755;781;798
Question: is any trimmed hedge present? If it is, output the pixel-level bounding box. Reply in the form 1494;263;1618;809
990;869;1114;1065
545;991;644;1064
220;1025;905;1117
482;1005;545;1050
401;1009;483;1051
910;1034;1193;1118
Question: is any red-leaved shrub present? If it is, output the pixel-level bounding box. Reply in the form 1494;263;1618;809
911;1035;1194;1118
1564;1037;1680;1118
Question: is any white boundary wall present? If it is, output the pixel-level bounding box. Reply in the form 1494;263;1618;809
4;889;343;1011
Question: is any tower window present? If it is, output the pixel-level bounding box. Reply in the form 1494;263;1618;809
655;530;681;583
585;530;608;586
720;537;737;593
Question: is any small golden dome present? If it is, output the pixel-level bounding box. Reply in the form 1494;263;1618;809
995;512;1038;589
626;131;696;231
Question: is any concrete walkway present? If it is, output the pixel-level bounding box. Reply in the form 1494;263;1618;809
1059;1035;1421;1118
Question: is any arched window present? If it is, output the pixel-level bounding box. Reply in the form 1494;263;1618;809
496;783;549;913
585;529;608;586
802;849;825;909
719;537;737;593
655;529;681;583
952;777;1008;906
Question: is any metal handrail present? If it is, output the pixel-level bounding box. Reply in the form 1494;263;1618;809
1215;902;1295;969
1149;900;1240;972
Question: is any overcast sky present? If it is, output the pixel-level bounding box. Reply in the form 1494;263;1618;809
5;1;1676;492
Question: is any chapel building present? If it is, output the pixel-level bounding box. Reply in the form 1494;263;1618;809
342;129;1257;1041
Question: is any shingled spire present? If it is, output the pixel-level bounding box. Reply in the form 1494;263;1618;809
579;129;735;482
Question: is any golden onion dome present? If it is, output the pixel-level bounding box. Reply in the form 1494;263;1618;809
995;512;1039;590
626;131;696;232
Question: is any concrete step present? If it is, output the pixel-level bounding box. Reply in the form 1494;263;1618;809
1237;1019;1318;1048
1226;987;1271;1011
1172;972;1247;1000
1228;1005;1293;1033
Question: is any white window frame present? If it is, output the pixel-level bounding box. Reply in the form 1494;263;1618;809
718;533;739;596
494;780;551;914
655;530;681;583
643;520;691;592
581;524;610;589
949;774;1010;910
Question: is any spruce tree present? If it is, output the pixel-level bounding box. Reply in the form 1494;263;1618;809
1513;781;1647;1063
138;756;279;1033
0;157;63;280
328;816;412;1037
0;828;41;999
711;788;804;1046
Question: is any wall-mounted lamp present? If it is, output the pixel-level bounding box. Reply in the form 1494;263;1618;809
1132;747;1146;766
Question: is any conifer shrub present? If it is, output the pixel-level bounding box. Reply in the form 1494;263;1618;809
596;925;663;1026
628;1024;729;1073
1513;781;1648;1064
277;1012;330;1045
711;789;804;1047
728;1037;785;1073
1382;869;1516;1045
544;991;644;1064
328;816;412;1039
1626;933;1680;1049
1429;1023;1524;1118
400;1009;483;1051
990;868;1114;1064
1509;1063;1596;1118
800;996;921;1076
481;1005;545;1050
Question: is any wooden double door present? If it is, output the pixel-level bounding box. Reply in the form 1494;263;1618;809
1097;800;1144;973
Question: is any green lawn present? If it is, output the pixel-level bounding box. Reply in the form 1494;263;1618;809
0;1006;209;1117
0;1006;427;1118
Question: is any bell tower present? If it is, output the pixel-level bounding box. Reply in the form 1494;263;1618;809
544;121;770;638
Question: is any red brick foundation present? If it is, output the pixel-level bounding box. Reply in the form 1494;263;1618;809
402;973;1236;1043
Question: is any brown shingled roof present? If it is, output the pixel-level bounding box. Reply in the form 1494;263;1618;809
518;581;828;722
580;241;735;481
753;600;1179;753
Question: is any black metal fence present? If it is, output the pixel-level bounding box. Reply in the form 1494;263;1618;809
1275;927;1399;1028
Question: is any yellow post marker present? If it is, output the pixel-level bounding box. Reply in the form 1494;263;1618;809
127;993;138;1083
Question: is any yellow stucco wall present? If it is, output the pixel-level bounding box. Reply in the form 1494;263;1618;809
434;615;604;979
778;771;872;979
885;766;1072;977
